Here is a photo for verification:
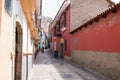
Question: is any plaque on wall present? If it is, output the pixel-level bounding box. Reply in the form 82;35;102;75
5;0;13;16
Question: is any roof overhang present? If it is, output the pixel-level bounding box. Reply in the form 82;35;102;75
20;0;38;42
70;2;119;34
50;0;70;31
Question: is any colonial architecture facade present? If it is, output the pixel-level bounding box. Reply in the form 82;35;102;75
49;0;70;59
0;0;42;80
49;0;120;80
70;0;120;80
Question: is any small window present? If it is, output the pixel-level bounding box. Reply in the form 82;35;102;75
56;21;60;33
61;12;66;28
54;21;61;37
5;0;13;16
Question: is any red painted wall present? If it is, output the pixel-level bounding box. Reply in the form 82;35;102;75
51;29;60;53
71;8;120;53
51;5;71;57
61;5;71;57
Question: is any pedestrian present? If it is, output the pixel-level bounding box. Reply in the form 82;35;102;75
42;42;45;53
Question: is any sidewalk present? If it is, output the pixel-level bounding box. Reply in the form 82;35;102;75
29;50;111;80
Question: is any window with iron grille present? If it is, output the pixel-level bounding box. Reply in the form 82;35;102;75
61;12;66;28
56;21;60;33
54;21;61;37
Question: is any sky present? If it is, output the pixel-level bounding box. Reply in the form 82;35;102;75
112;0;120;3
42;0;120;19
42;0;64;19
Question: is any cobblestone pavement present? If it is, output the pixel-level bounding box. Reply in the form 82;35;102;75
29;50;111;80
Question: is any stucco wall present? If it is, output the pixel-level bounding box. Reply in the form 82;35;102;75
71;50;120;80
13;1;28;80
0;0;13;79
0;0;33;80
71;8;120;52
0;0;2;34
71;7;120;80
60;5;71;57
28;55;33;78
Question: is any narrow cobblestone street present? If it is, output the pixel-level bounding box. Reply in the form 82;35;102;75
29;50;111;80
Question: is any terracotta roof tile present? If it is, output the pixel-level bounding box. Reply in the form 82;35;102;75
70;3;120;34
70;0;113;32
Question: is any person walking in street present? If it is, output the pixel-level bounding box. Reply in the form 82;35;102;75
42;42;45;53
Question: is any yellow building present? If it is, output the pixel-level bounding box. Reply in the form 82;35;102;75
0;0;42;80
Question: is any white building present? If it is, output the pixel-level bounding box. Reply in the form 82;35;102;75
0;0;41;80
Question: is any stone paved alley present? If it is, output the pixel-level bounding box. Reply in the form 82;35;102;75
29;50;111;80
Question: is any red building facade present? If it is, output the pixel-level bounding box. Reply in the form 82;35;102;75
50;0;120;80
60;5;71;57
70;3;120;80
71;9;120;52
50;0;71;59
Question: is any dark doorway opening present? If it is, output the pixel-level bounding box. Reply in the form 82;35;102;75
15;22;23;80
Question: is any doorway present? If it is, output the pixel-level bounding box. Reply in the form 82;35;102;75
60;43;64;58
15;22;23;80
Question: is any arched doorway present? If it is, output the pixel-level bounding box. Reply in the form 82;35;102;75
15;22;23;80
